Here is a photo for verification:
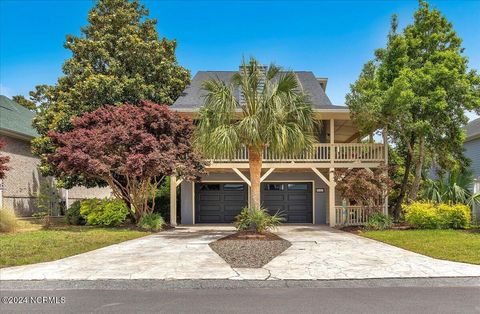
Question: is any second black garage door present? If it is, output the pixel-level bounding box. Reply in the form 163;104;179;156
261;182;313;223
195;183;248;223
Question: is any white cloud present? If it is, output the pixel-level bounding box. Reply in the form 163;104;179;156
0;84;14;98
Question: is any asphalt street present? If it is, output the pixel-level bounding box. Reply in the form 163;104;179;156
1;284;479;314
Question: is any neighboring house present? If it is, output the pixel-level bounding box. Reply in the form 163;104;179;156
0;95;111;216
464;117;480;222
169;69;388;227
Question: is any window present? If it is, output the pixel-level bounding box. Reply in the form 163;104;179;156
199;184;220;191
264;184;284;191
223;184;244;191
287;183;308;191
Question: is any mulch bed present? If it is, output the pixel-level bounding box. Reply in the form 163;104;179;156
341;223;413;234
464;228;480;234
209;231;291;268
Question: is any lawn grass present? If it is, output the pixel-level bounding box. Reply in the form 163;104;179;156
0;219;151;268
361;229;480;265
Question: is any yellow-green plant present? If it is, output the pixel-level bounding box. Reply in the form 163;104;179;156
404;202;471;229
80;198;128;226
436;203;470;229
0;208;17;233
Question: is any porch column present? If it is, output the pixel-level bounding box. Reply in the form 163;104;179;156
329;119;335;164
328;119;336;226
328;168;336;227
170;176;178;226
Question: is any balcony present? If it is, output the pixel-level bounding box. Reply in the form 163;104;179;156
207;143;386;168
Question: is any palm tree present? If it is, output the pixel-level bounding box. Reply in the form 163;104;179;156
421;170;480;207
195;57;315;208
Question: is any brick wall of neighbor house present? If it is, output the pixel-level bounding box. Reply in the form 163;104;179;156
1;135;43;216
0;134;111;216
67;185;112;204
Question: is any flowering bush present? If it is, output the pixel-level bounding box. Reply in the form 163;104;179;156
404;202;470;229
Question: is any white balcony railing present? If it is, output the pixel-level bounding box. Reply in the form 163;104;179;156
210;143;385;164
335;205;384;226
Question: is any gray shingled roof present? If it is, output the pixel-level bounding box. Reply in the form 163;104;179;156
0;95;38;138
171;71;345;111
465;117;480;141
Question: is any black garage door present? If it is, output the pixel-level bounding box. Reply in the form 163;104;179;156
261;182;313;223
195;183;248;223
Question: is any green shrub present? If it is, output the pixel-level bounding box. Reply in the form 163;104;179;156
65;201;85;225
234;206;284;233
365;212;393;230
404;202;471;229
80;198;128;226
404;202;438;229
437;203;470;229
0;209;17;233
137;213;165;231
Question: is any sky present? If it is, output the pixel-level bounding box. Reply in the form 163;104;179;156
1;0;479;120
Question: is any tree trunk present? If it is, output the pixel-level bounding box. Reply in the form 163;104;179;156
393;137;415;219
248;149;263;208
409;137;425;201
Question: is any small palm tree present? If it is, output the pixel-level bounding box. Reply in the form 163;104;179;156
421;170;480;207
195;57;315;208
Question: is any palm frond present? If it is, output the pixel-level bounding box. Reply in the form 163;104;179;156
420;170;480;207
195;57;316;160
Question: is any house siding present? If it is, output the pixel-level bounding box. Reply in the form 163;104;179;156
180;171;330;224
0;134;111;216
464;138;480;180
465;138;480;223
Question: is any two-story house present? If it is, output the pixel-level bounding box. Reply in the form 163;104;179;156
169;69;388;227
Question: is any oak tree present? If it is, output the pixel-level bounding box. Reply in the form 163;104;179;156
29;0;190;187
346;1;480;217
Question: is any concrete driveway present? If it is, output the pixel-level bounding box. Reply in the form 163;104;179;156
1;225;480;280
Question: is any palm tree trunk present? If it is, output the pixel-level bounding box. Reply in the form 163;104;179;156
248;149;262;208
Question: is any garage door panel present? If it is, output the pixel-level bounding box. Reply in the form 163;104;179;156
265;205;285;212
198;215;222;223
288;194;309;201
261;182;312;223
196;183;248;223
198;207;223;214
288;216;310;223
199;195;221;201
263;195;286;201
288;204;311;211
224;194;245;201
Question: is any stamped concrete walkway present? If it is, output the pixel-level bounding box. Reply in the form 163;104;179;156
1;226;480;280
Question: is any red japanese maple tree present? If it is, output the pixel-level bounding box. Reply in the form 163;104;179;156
0;139;10;179
334;167;393;210
47;102;204;221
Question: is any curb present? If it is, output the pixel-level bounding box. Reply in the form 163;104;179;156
1;277;479;290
